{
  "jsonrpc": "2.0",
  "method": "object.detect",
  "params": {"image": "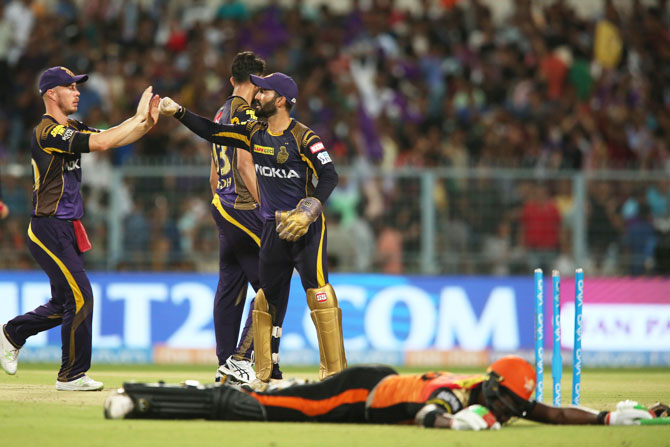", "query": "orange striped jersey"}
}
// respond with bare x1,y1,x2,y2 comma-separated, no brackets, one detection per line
365,372,486,424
